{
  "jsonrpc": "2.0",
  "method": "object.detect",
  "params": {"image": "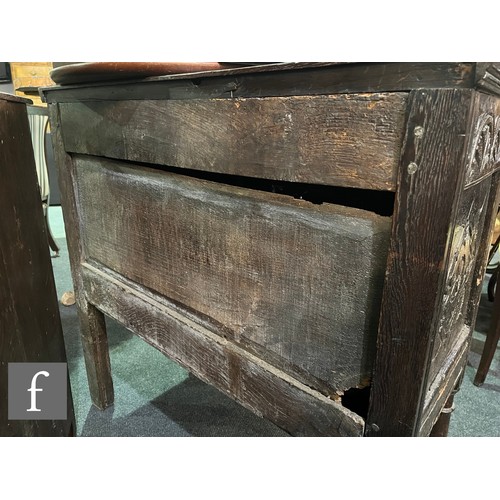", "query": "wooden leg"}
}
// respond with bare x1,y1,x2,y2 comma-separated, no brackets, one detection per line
46,214,60,257
474,285,500,386
429,388,457,437
48,106,113,411
487,266,498,302
43,201,60,257
78,302,114,409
